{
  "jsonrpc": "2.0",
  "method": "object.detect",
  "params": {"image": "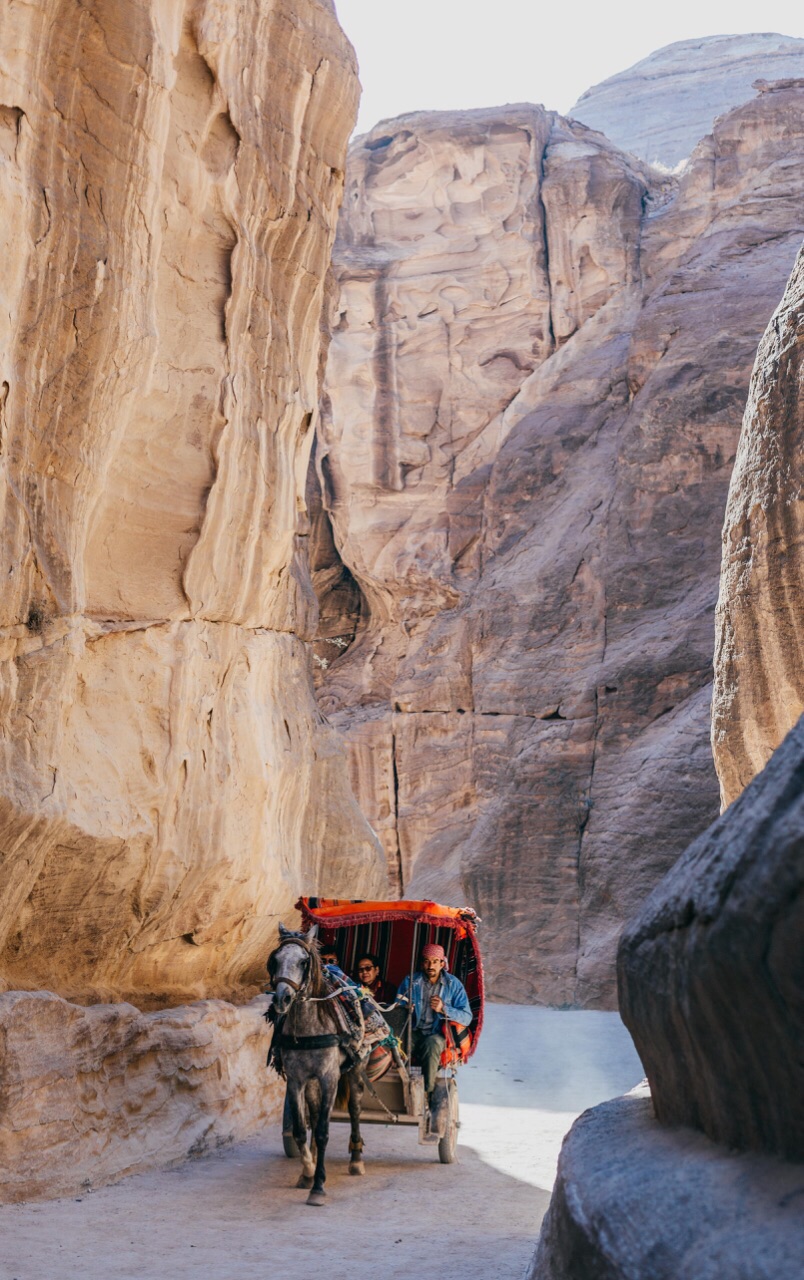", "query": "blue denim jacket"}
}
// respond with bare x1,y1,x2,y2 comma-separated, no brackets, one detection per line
396,971,473,1036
